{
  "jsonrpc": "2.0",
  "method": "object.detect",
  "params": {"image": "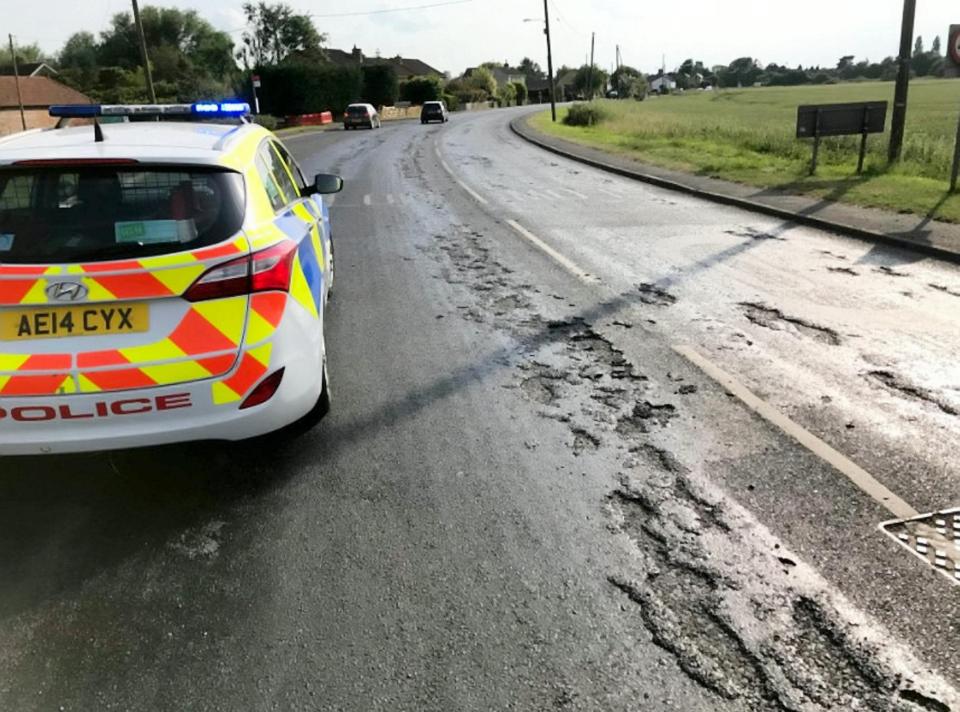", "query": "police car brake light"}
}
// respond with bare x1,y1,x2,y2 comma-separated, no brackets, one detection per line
183,242,297,302
49,102,251,118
